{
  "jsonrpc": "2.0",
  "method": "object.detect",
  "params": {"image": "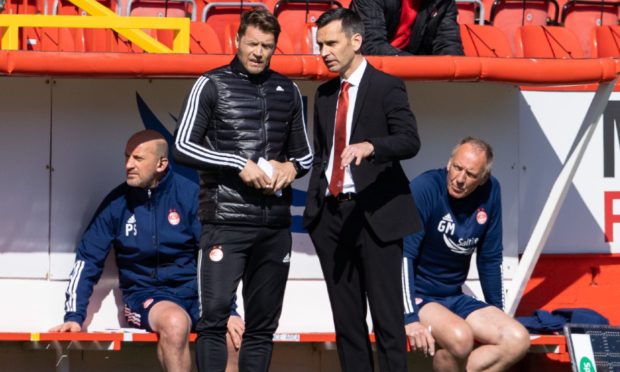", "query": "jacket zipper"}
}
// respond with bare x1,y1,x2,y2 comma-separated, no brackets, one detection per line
148,189,159,282
258,84,268,224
